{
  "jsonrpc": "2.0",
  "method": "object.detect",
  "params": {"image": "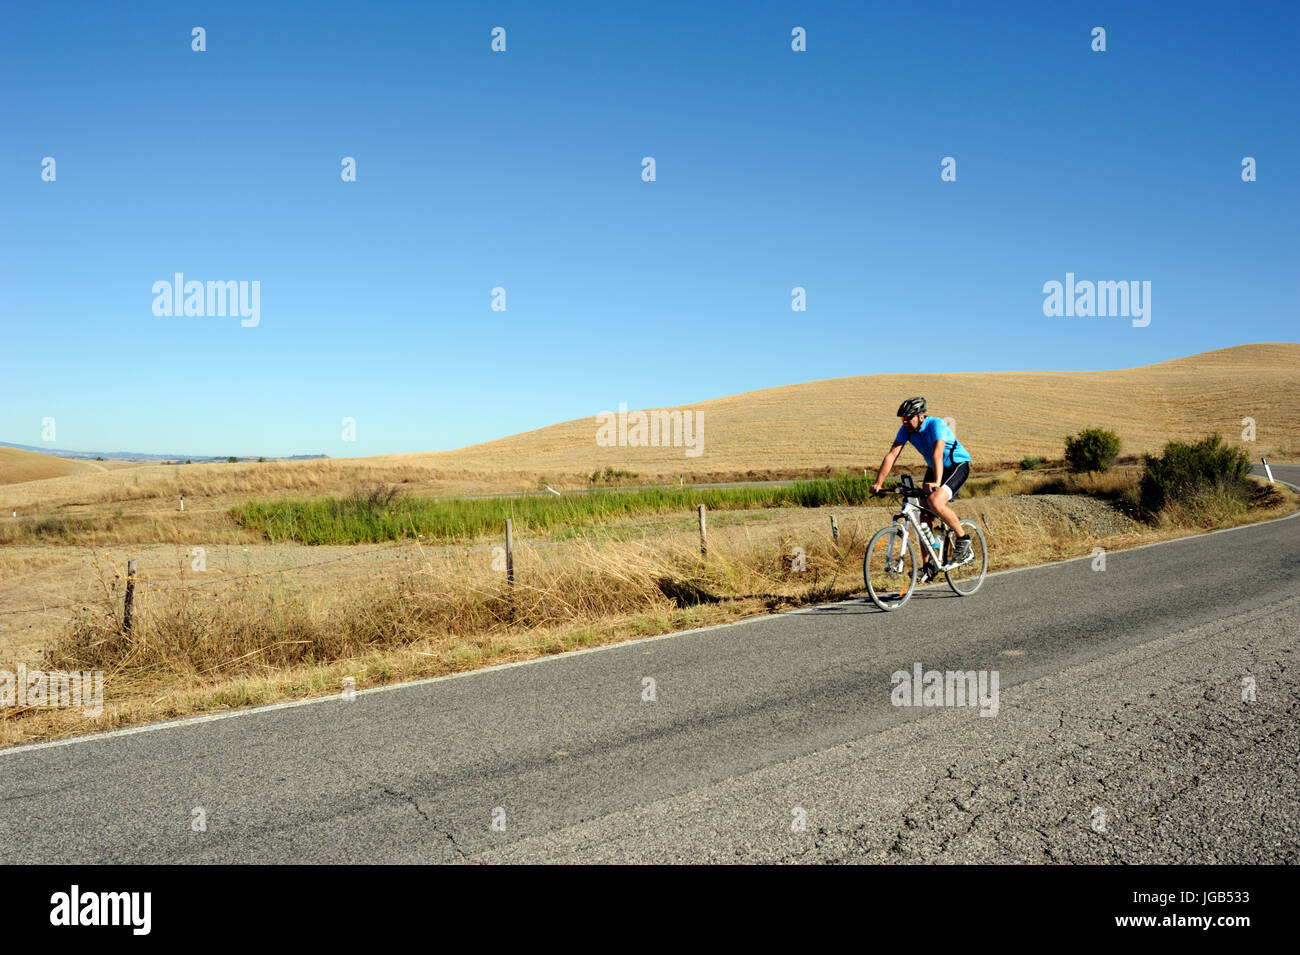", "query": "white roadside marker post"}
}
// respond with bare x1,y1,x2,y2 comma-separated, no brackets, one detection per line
1262,457,1274,484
